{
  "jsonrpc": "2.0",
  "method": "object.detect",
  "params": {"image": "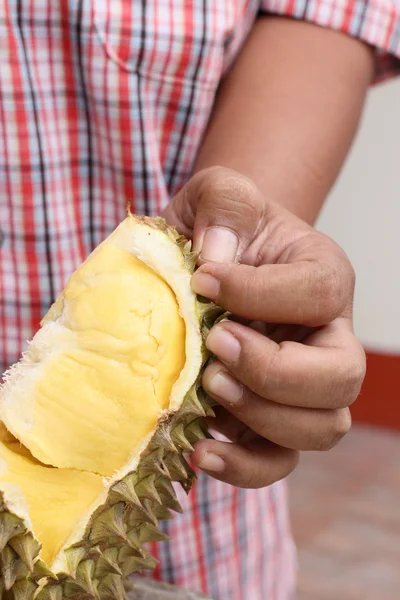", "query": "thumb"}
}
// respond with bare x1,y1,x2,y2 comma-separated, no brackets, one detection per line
162,167,266,264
